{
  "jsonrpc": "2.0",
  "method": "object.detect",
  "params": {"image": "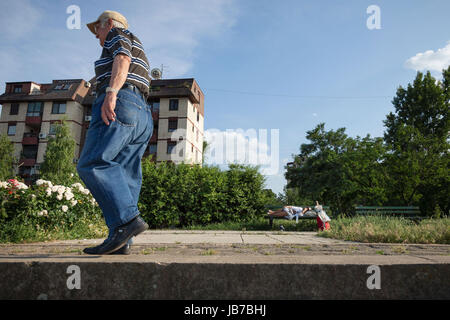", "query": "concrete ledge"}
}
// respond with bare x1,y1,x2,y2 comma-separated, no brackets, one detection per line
1,257,449,299
1,232,449,299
